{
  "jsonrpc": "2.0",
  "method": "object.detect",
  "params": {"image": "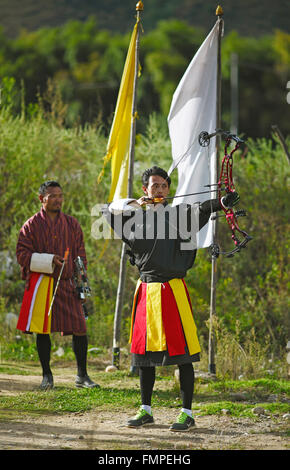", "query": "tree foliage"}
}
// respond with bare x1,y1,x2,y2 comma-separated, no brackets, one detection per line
0,18,289,137
1,0,289,39
0,17,289,362
0,90,288,357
